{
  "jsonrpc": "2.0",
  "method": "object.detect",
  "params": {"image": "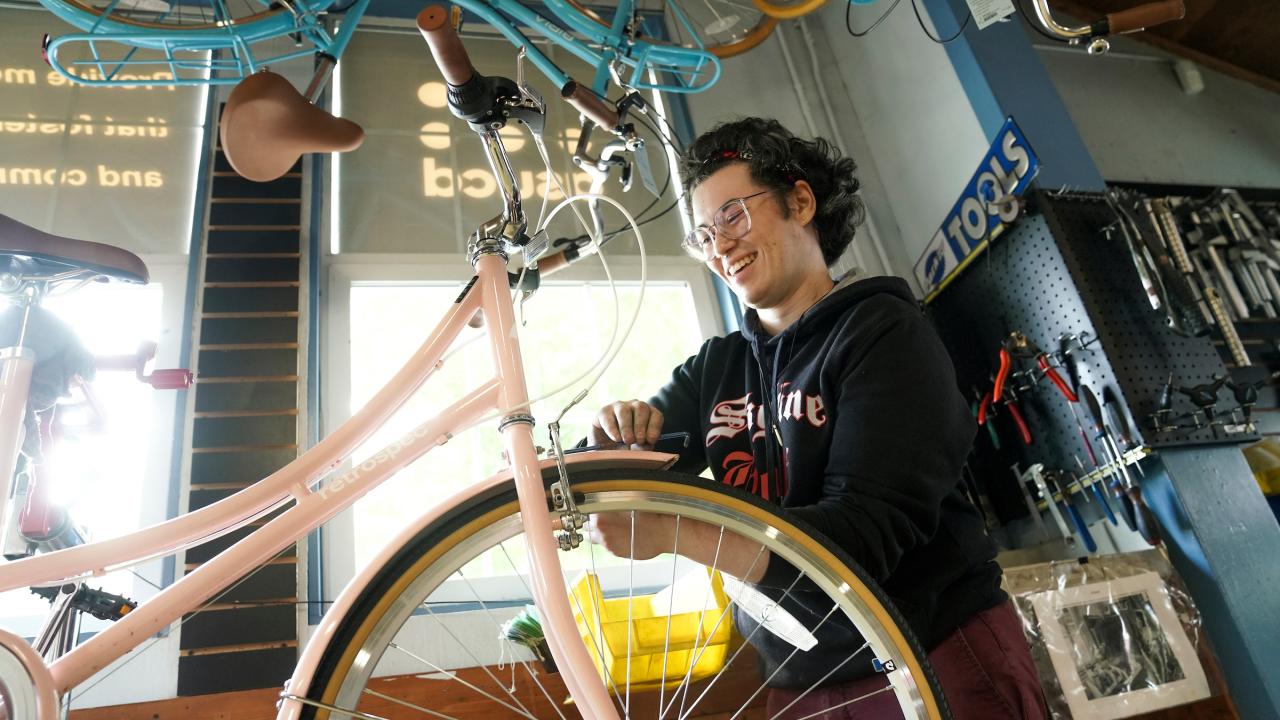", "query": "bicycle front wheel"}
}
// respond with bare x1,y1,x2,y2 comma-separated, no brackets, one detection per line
561,0,778,59
39,0,298,32
300,470,949,719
